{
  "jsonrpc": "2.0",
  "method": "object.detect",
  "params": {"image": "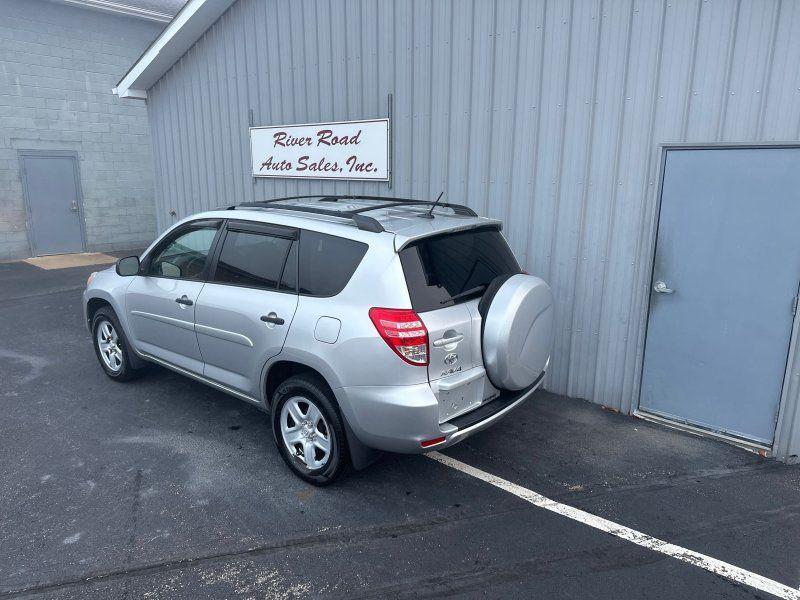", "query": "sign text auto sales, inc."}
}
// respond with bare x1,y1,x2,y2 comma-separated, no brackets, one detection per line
249,119,389,181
